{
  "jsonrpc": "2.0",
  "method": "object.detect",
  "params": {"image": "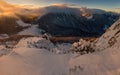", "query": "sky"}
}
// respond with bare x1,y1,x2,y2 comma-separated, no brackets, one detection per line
6,0,120,9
